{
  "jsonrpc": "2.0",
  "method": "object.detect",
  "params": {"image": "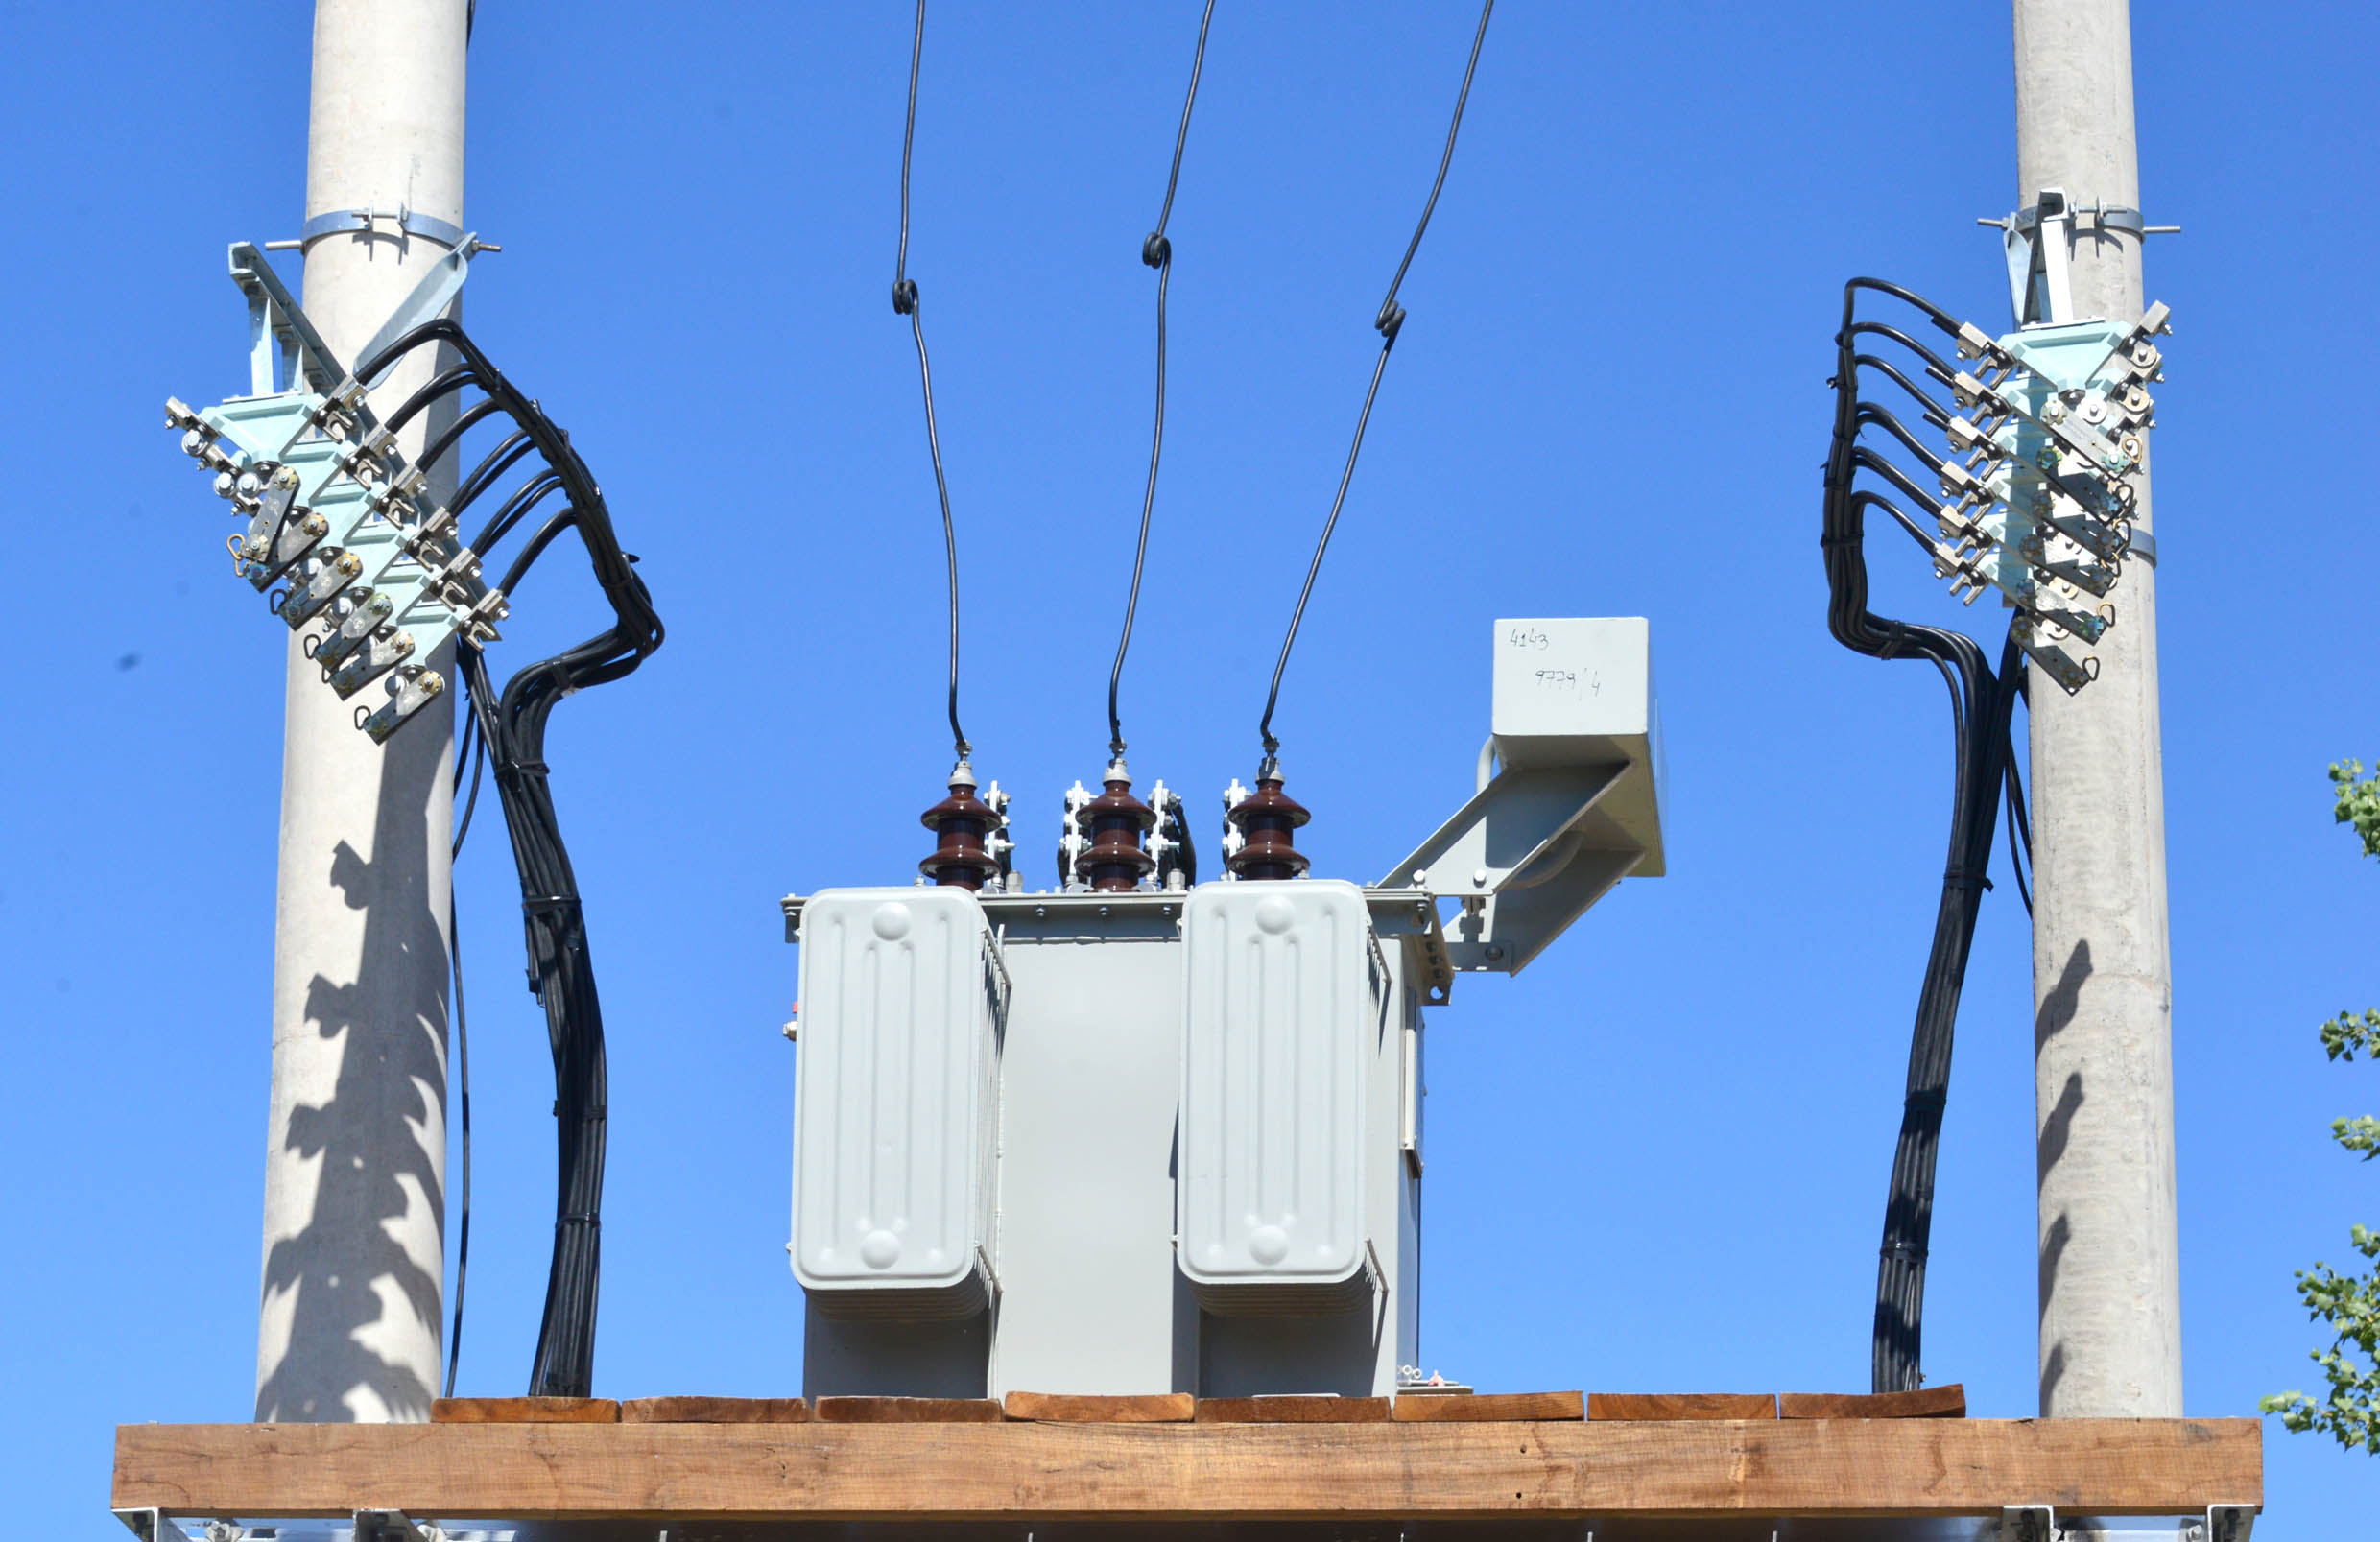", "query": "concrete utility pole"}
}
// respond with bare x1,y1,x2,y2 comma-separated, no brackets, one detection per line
254,0,466,1422
2012,0,2183,1418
